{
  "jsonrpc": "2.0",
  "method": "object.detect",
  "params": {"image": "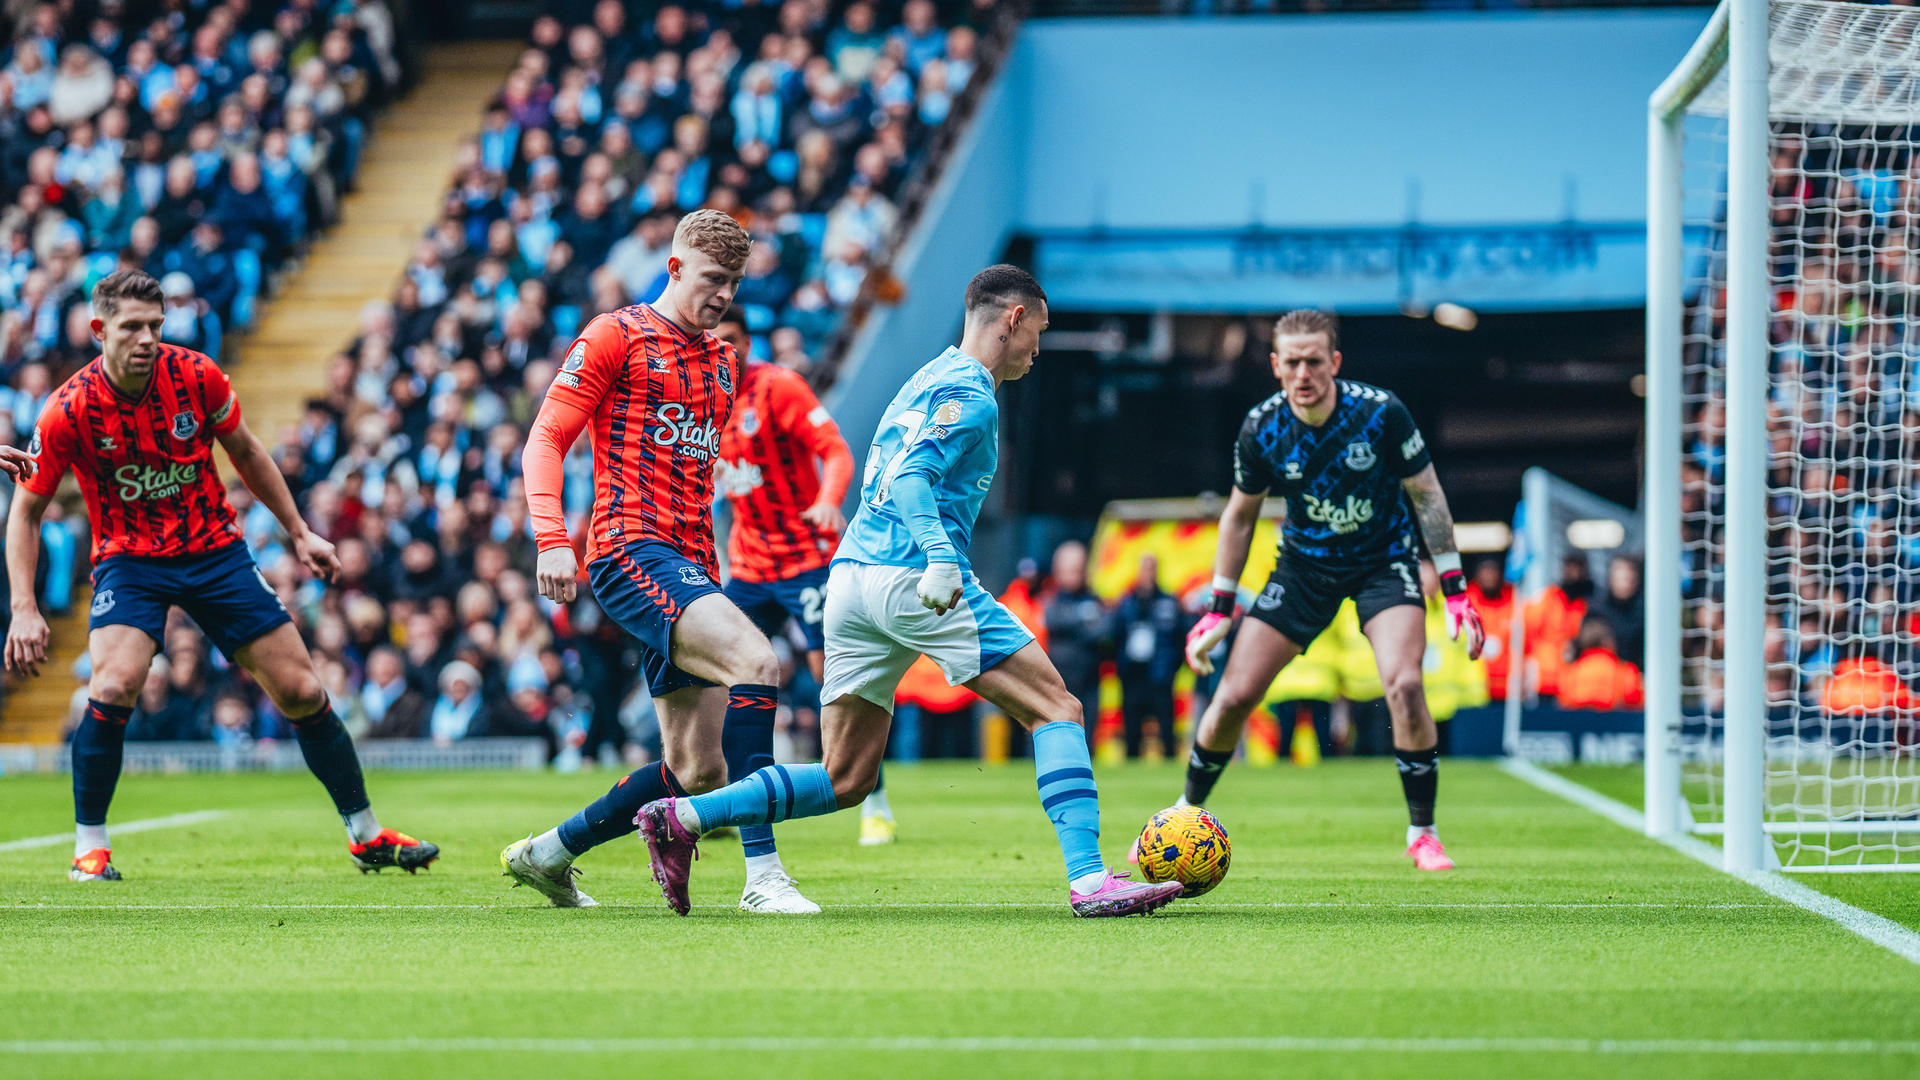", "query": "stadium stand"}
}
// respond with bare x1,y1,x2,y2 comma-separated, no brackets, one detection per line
0,0,425,741
0,1,1675,763
1682,124,1920,736
8,0,1024,764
